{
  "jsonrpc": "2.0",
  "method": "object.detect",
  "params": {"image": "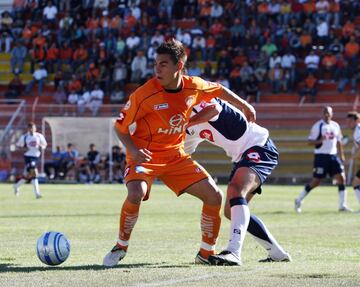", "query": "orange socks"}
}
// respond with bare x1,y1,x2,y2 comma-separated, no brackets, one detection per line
199,204,221,259
117,199,140,251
